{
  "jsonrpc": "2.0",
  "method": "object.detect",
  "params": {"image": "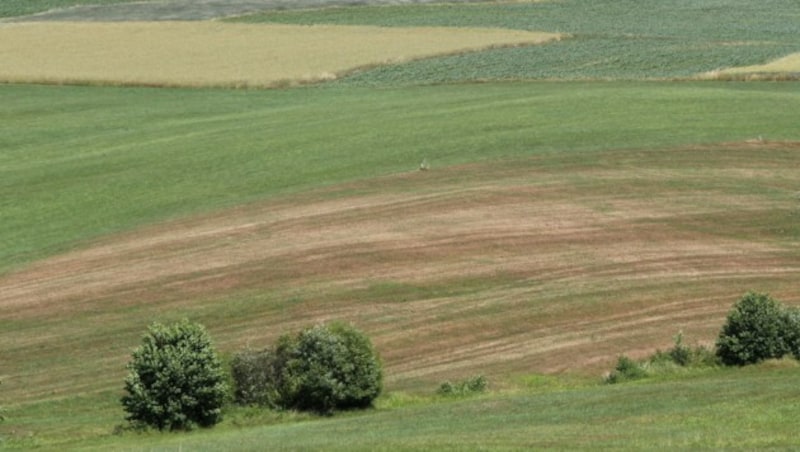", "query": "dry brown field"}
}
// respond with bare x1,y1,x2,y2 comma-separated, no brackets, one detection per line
0,21,560,87
3,141,799,405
